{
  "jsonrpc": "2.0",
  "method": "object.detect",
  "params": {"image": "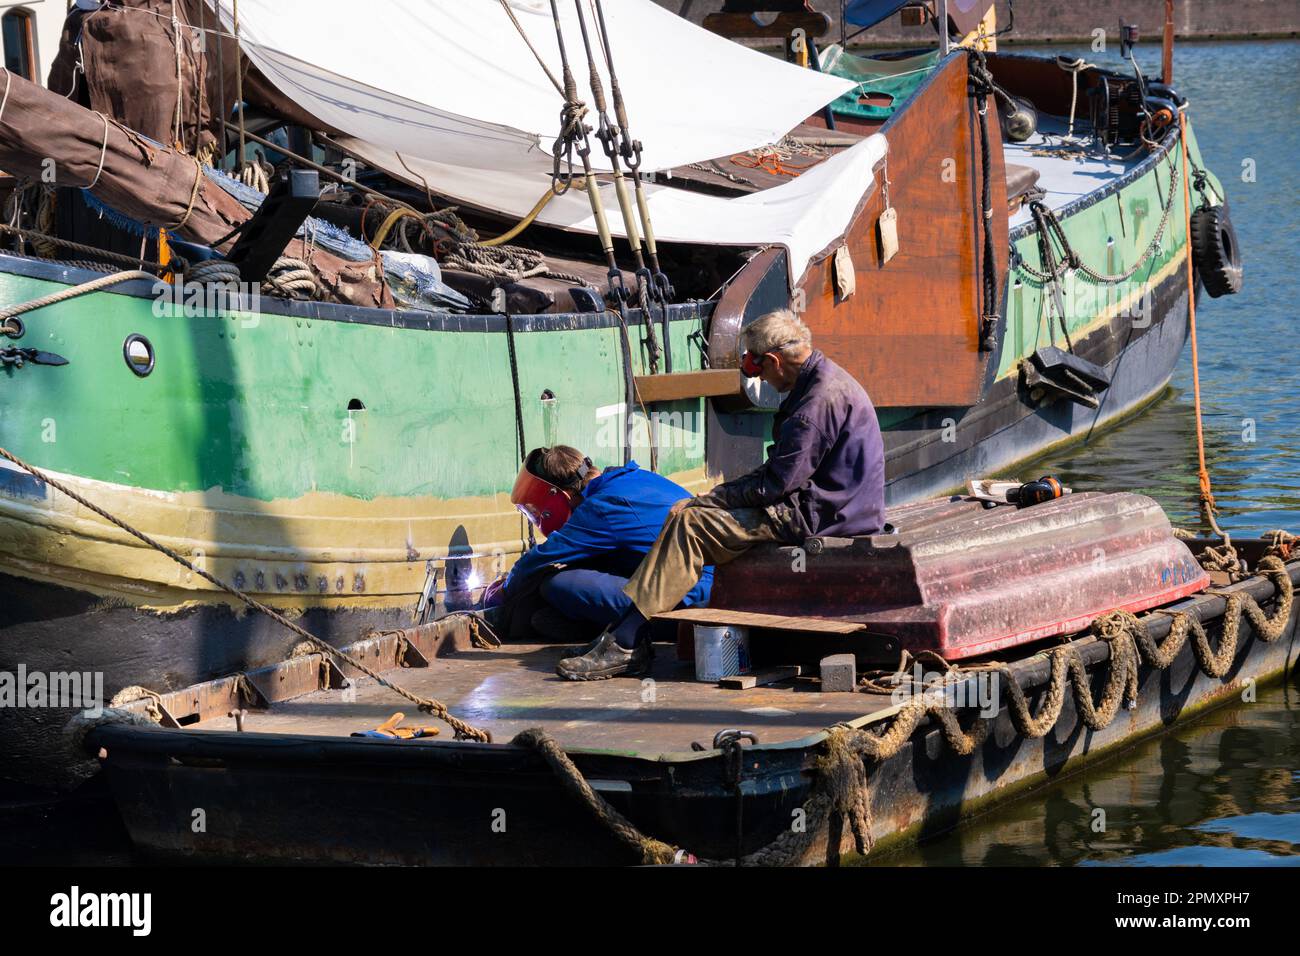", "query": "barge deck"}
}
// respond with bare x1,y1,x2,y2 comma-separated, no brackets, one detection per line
85,538,1299,866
